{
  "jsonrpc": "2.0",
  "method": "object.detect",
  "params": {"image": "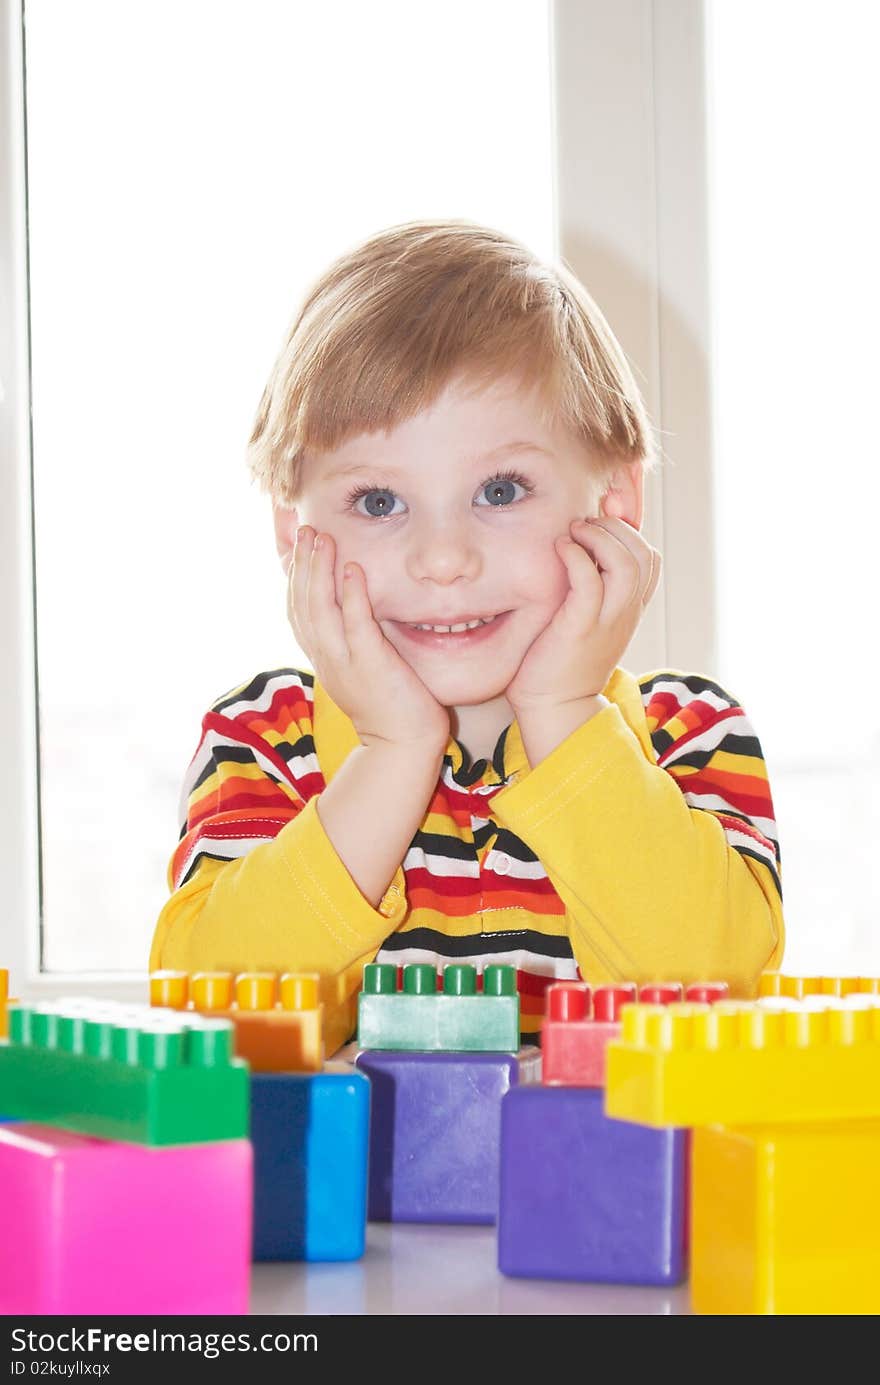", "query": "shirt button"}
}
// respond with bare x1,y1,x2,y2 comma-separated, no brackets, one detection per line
493,852,511,875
